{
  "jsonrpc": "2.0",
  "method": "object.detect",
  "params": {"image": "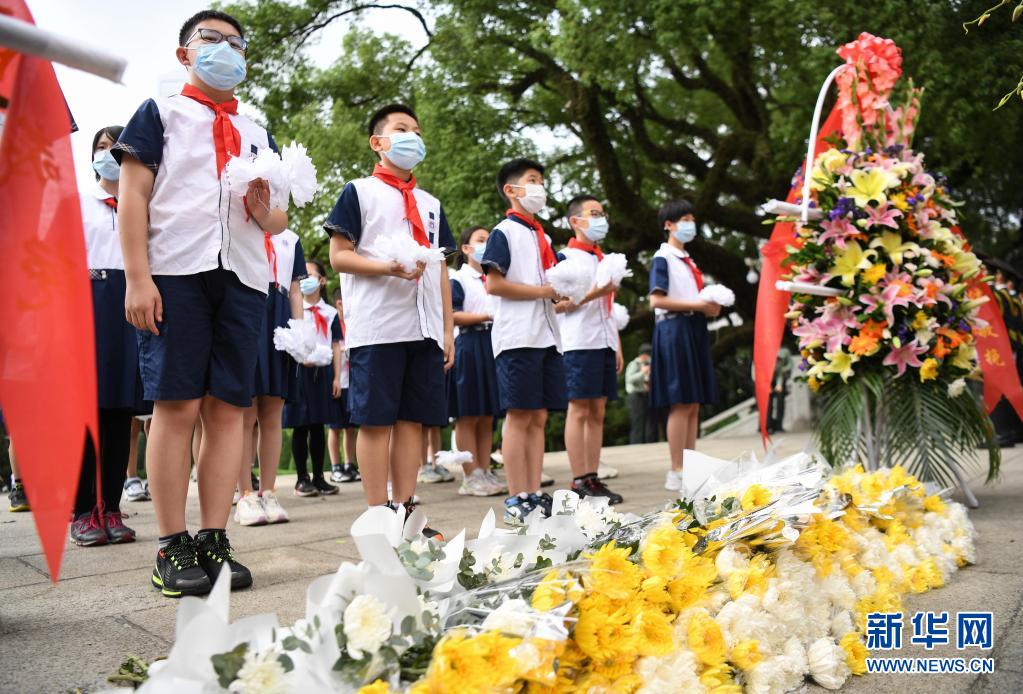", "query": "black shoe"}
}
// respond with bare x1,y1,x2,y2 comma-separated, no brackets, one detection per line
195,530,252,590
151,534,211,598
330,465,347,483
70,509,108,546
571,475,624,505
530,492,554,517
312,476,339,495
8,482,29,512
294,478,319,497
403,500,444,541
342,463,361,482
